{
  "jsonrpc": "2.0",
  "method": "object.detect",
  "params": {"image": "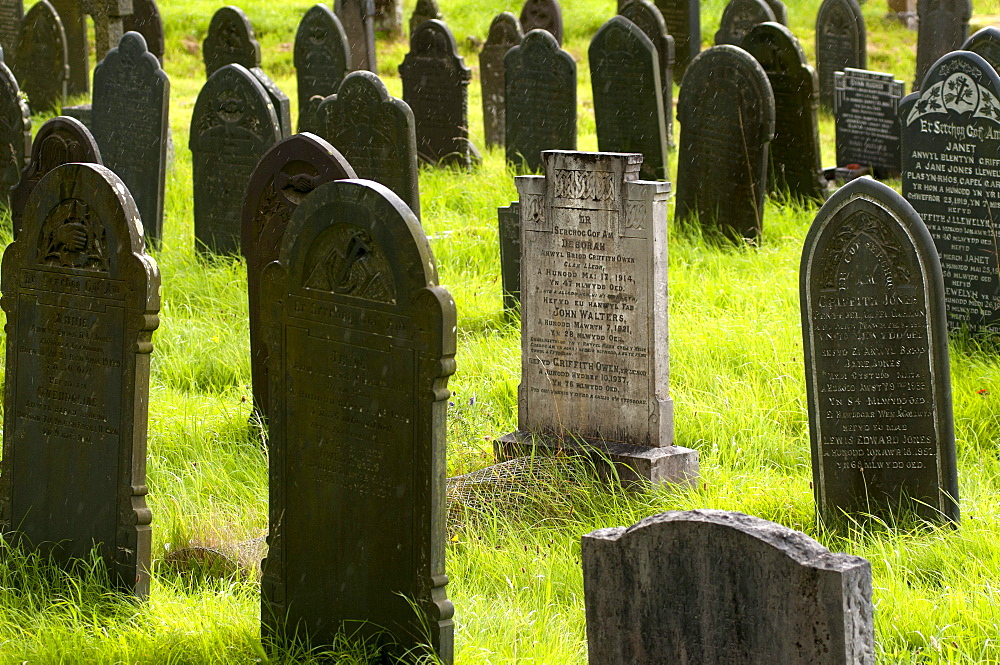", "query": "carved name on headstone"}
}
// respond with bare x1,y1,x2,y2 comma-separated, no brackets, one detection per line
294,5,350,135
815,0,865,110
480,12,522,150
834,68,904,177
